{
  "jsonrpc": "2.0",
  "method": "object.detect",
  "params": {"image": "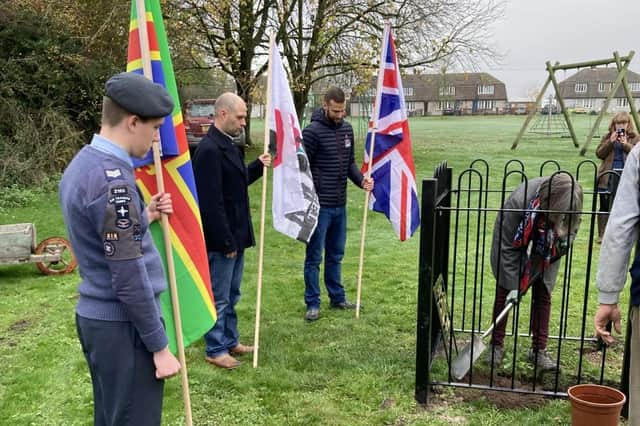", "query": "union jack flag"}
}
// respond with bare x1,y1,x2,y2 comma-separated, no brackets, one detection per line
362,23,420,241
